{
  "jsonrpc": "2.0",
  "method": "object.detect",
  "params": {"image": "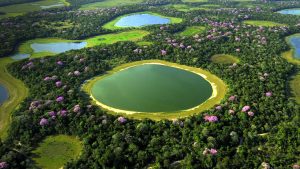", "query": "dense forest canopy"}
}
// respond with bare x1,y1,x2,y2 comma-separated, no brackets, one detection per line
0,0,299,168
0,0,40,7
